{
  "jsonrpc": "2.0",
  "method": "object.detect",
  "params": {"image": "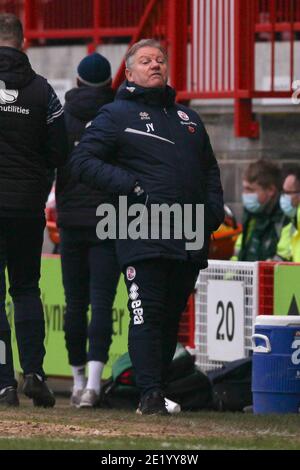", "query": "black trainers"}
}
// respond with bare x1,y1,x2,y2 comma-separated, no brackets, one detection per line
23,374,55,408
136,391,169,416
0,386,19,407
